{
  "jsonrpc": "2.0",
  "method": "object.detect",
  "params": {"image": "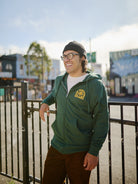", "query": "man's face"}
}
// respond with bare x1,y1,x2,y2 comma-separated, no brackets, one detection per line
63,50,83,77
